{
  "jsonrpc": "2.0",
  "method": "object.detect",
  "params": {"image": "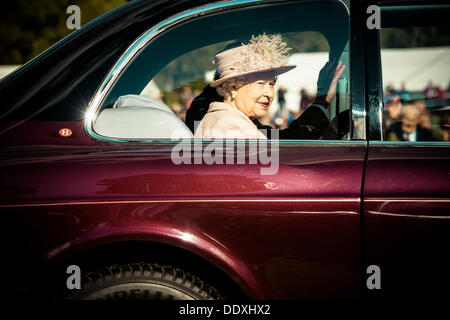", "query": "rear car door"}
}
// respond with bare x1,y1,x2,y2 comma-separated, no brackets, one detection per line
363,2,450,298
